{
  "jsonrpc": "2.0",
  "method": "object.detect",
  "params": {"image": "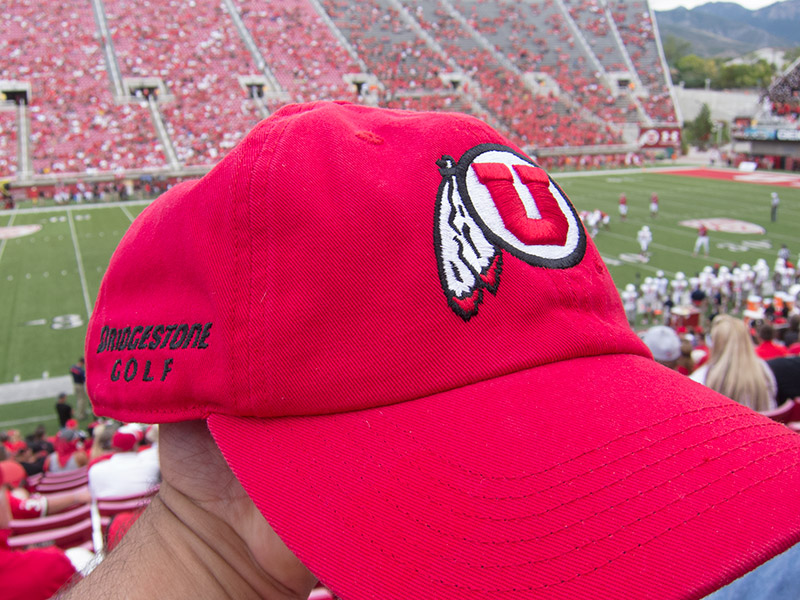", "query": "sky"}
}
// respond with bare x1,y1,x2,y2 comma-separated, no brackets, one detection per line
650,0,778,9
